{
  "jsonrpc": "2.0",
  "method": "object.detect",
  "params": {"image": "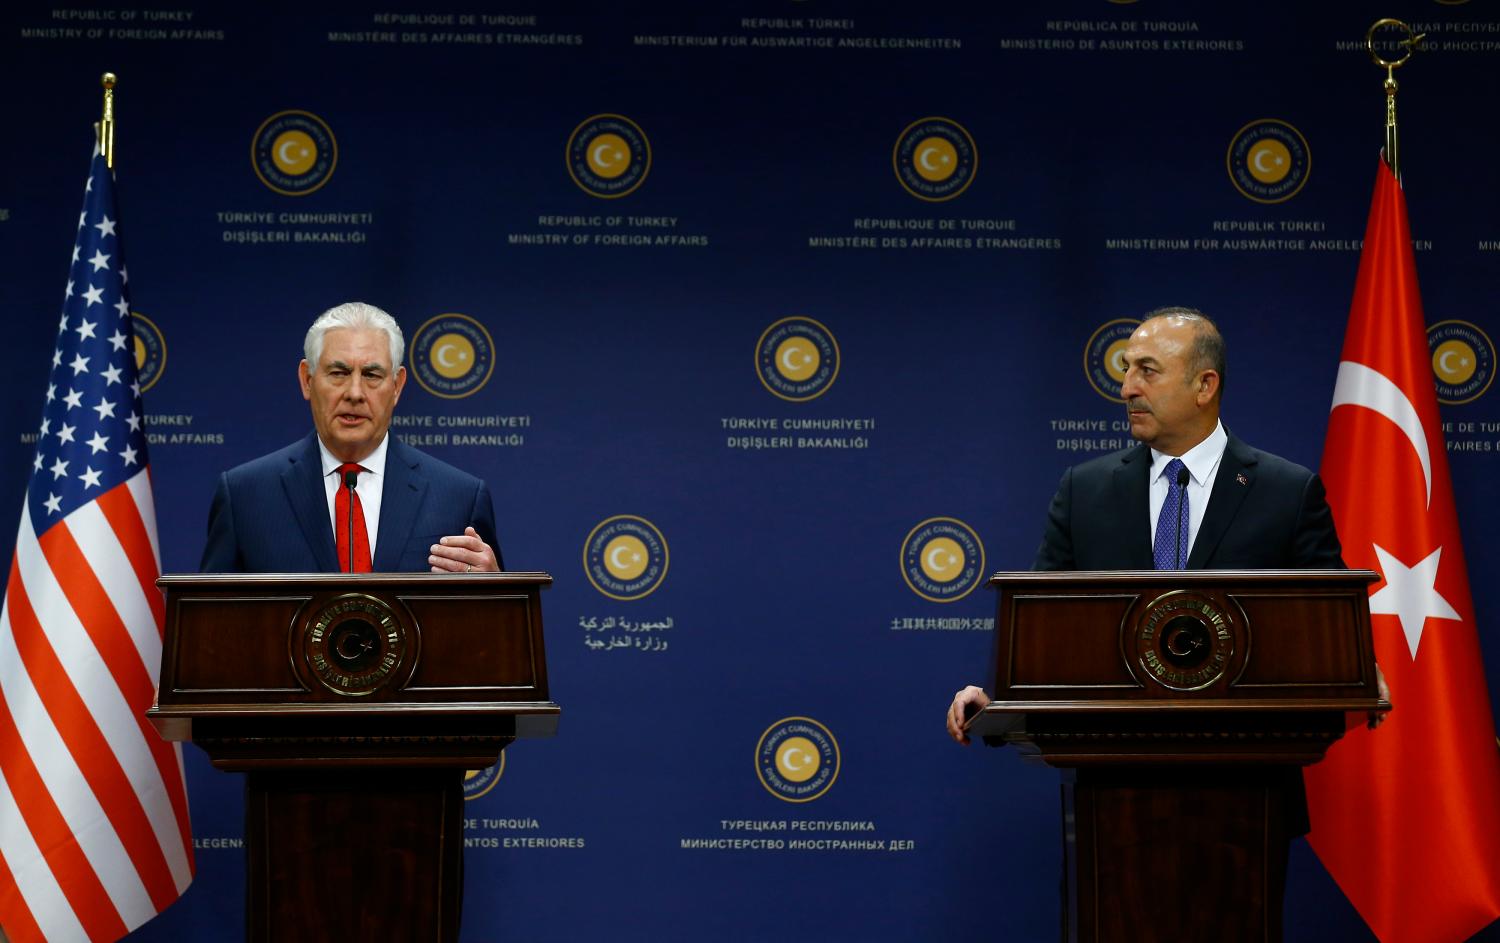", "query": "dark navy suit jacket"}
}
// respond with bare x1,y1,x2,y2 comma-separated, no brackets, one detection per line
200,432,501,573
1033,433,1344,571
